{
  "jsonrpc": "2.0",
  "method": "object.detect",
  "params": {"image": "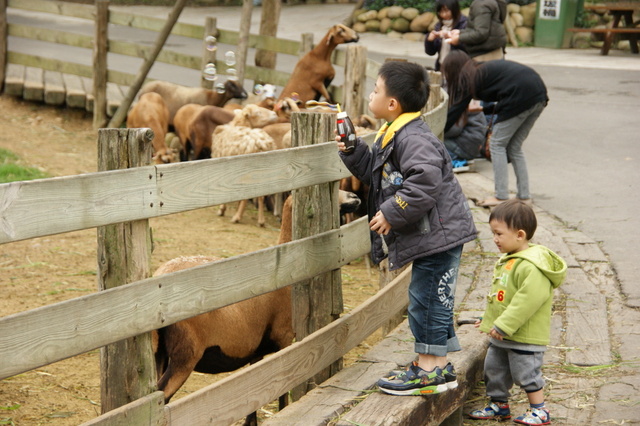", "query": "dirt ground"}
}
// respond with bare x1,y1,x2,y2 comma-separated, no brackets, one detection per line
0,94,380,425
